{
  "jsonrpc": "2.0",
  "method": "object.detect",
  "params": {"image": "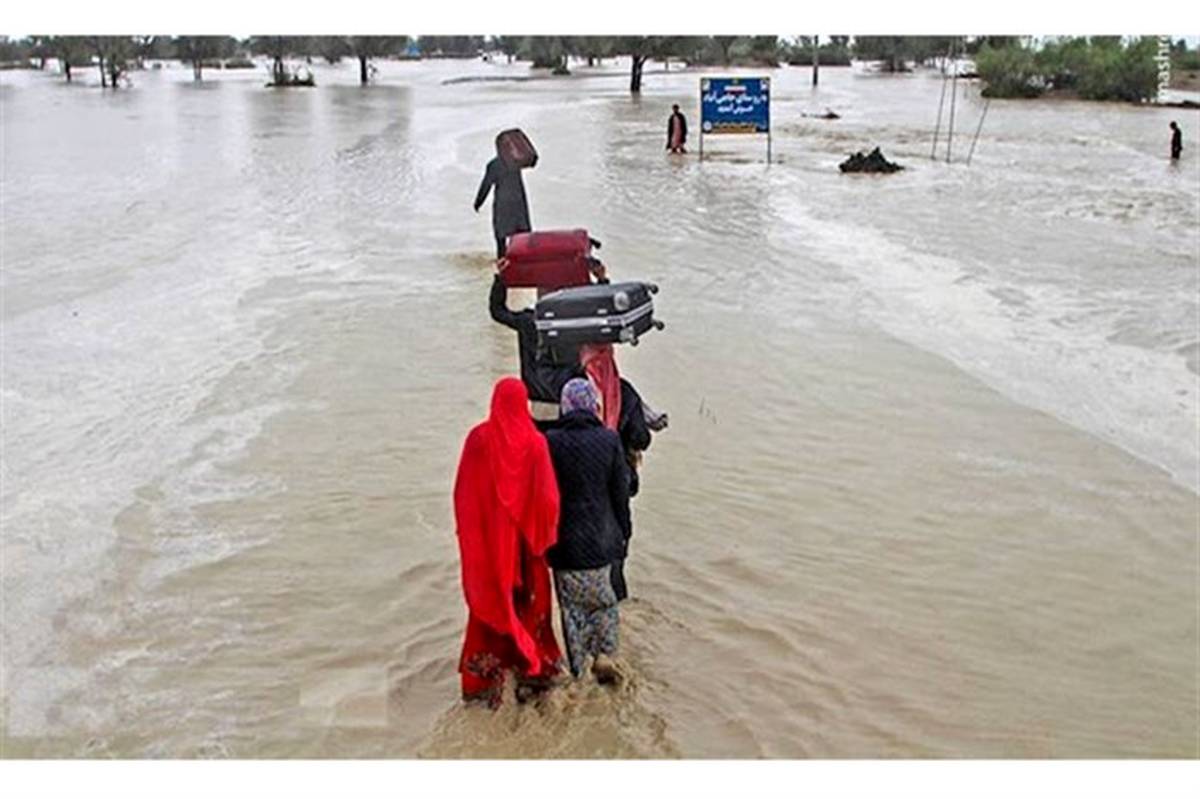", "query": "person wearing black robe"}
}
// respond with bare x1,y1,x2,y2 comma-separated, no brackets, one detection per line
489,274,582,407
666,105,688,154
1170,121,1183,161
474,157,532,258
